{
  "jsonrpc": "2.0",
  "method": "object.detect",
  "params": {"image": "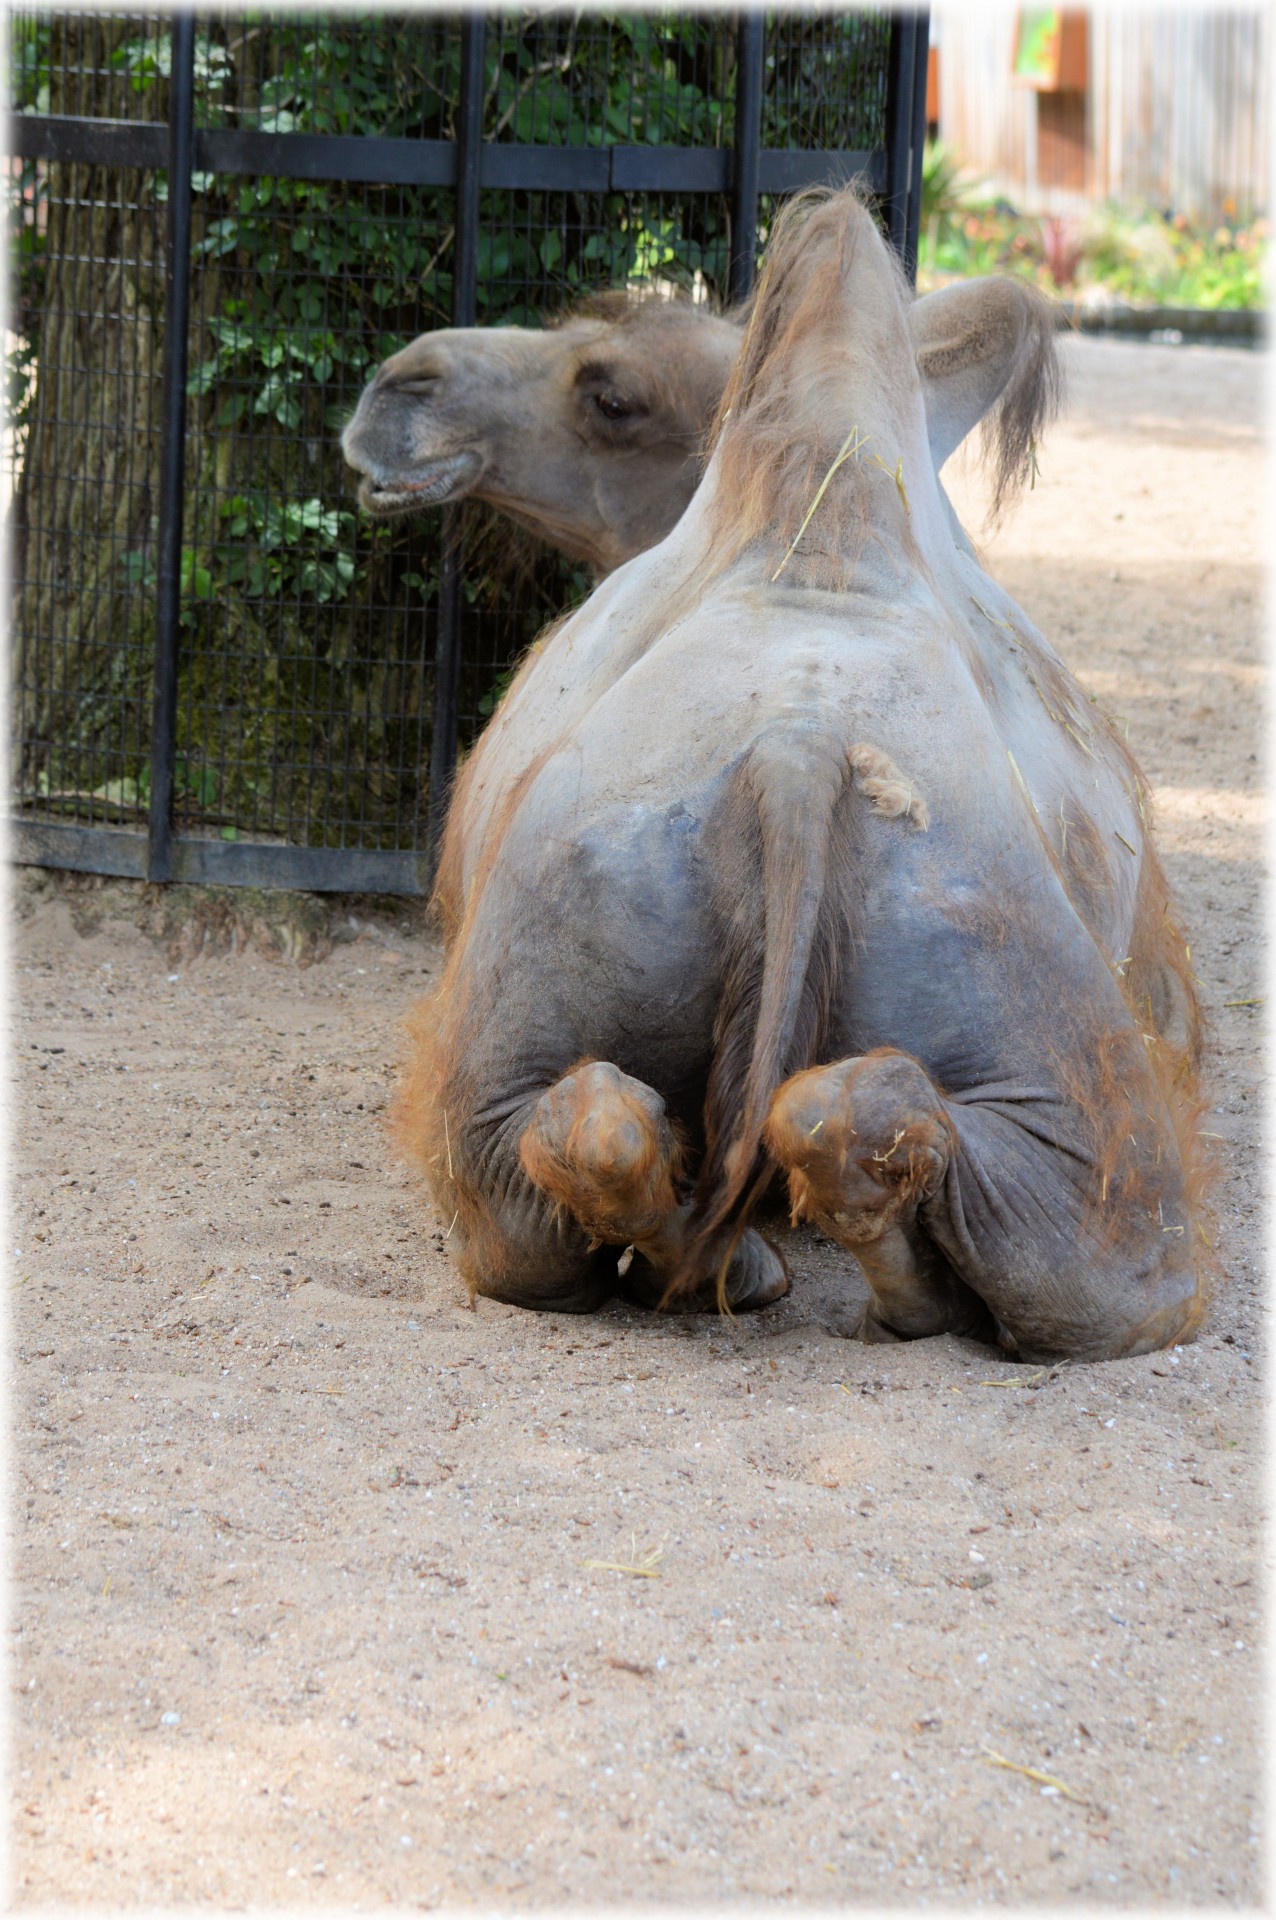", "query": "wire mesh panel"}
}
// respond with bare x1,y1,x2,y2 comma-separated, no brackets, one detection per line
181,175,452,853
10,15,171,865
11,160,169,834
180,15,466,861
8,7,923,893
762,11,892,151
12,10,172,123
190,11,464,138
483,13,739,150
